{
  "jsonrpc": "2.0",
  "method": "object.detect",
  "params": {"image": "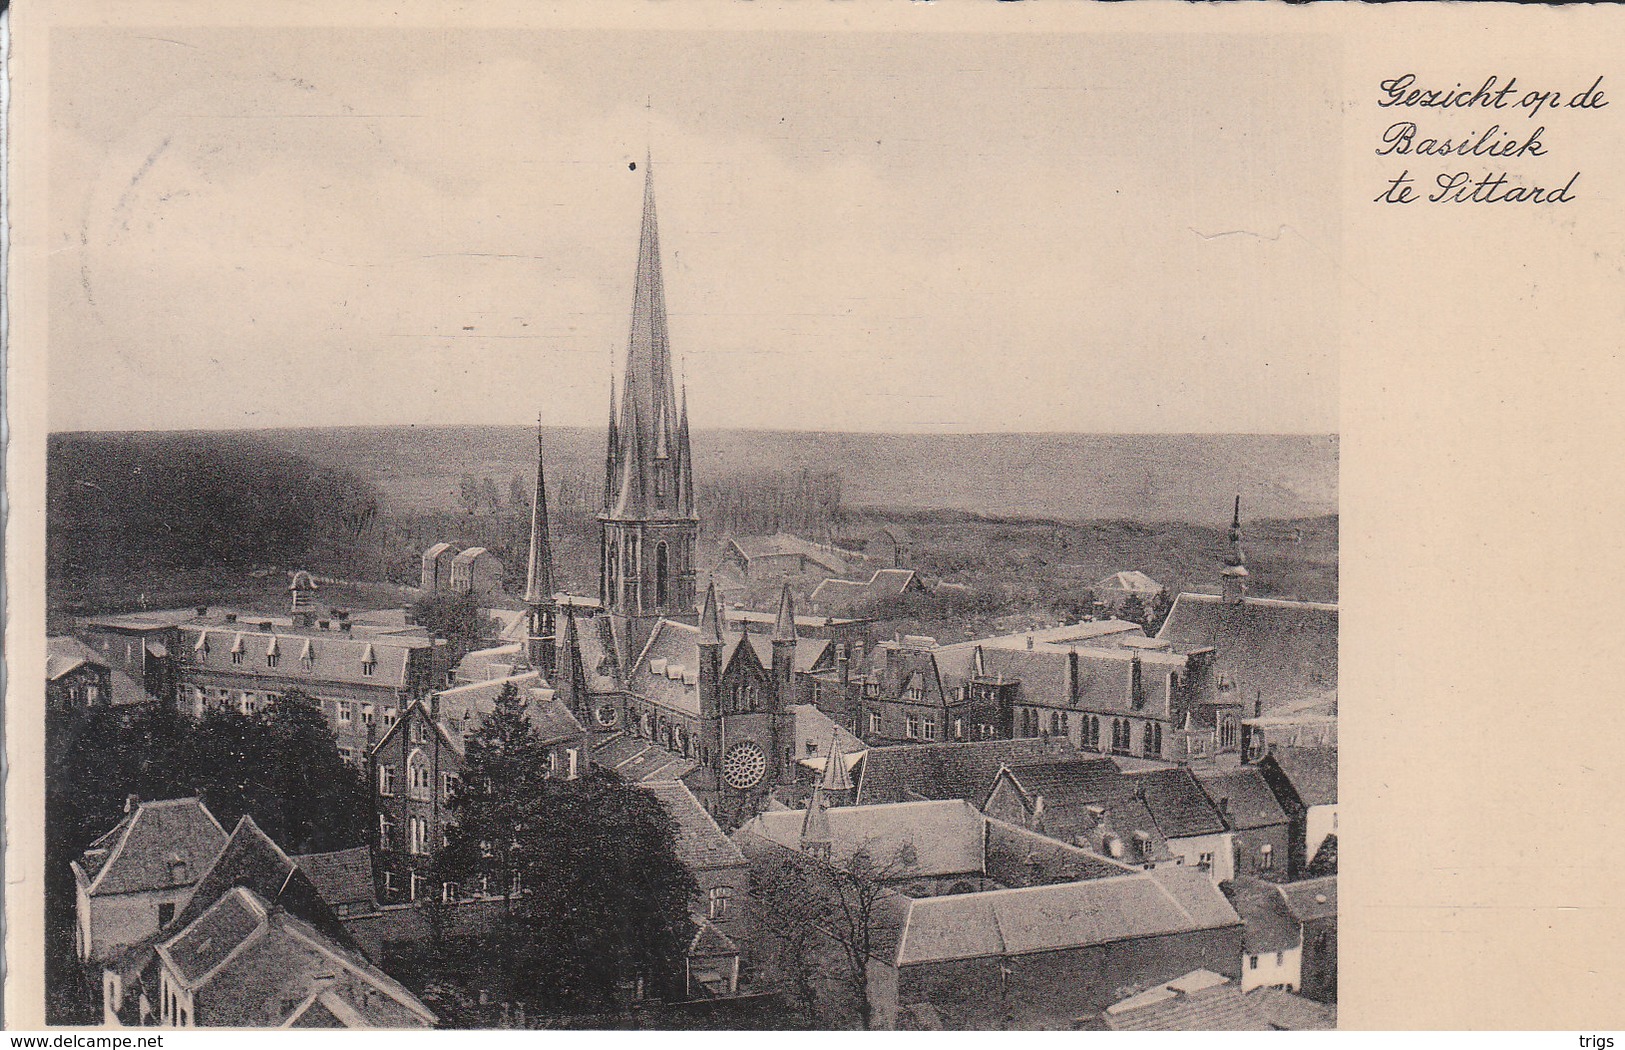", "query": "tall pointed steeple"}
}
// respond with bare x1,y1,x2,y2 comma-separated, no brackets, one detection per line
524,417,555,606
599,156,700,650
819,728,853,798
772,583,797,642
800,782,833,861
699,580,725,646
